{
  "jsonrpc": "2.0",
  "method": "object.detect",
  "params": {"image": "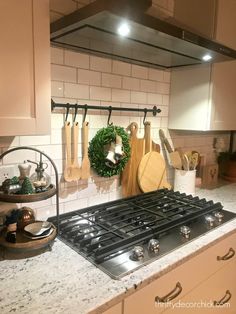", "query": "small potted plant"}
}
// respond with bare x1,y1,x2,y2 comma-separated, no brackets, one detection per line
218,151,236,181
